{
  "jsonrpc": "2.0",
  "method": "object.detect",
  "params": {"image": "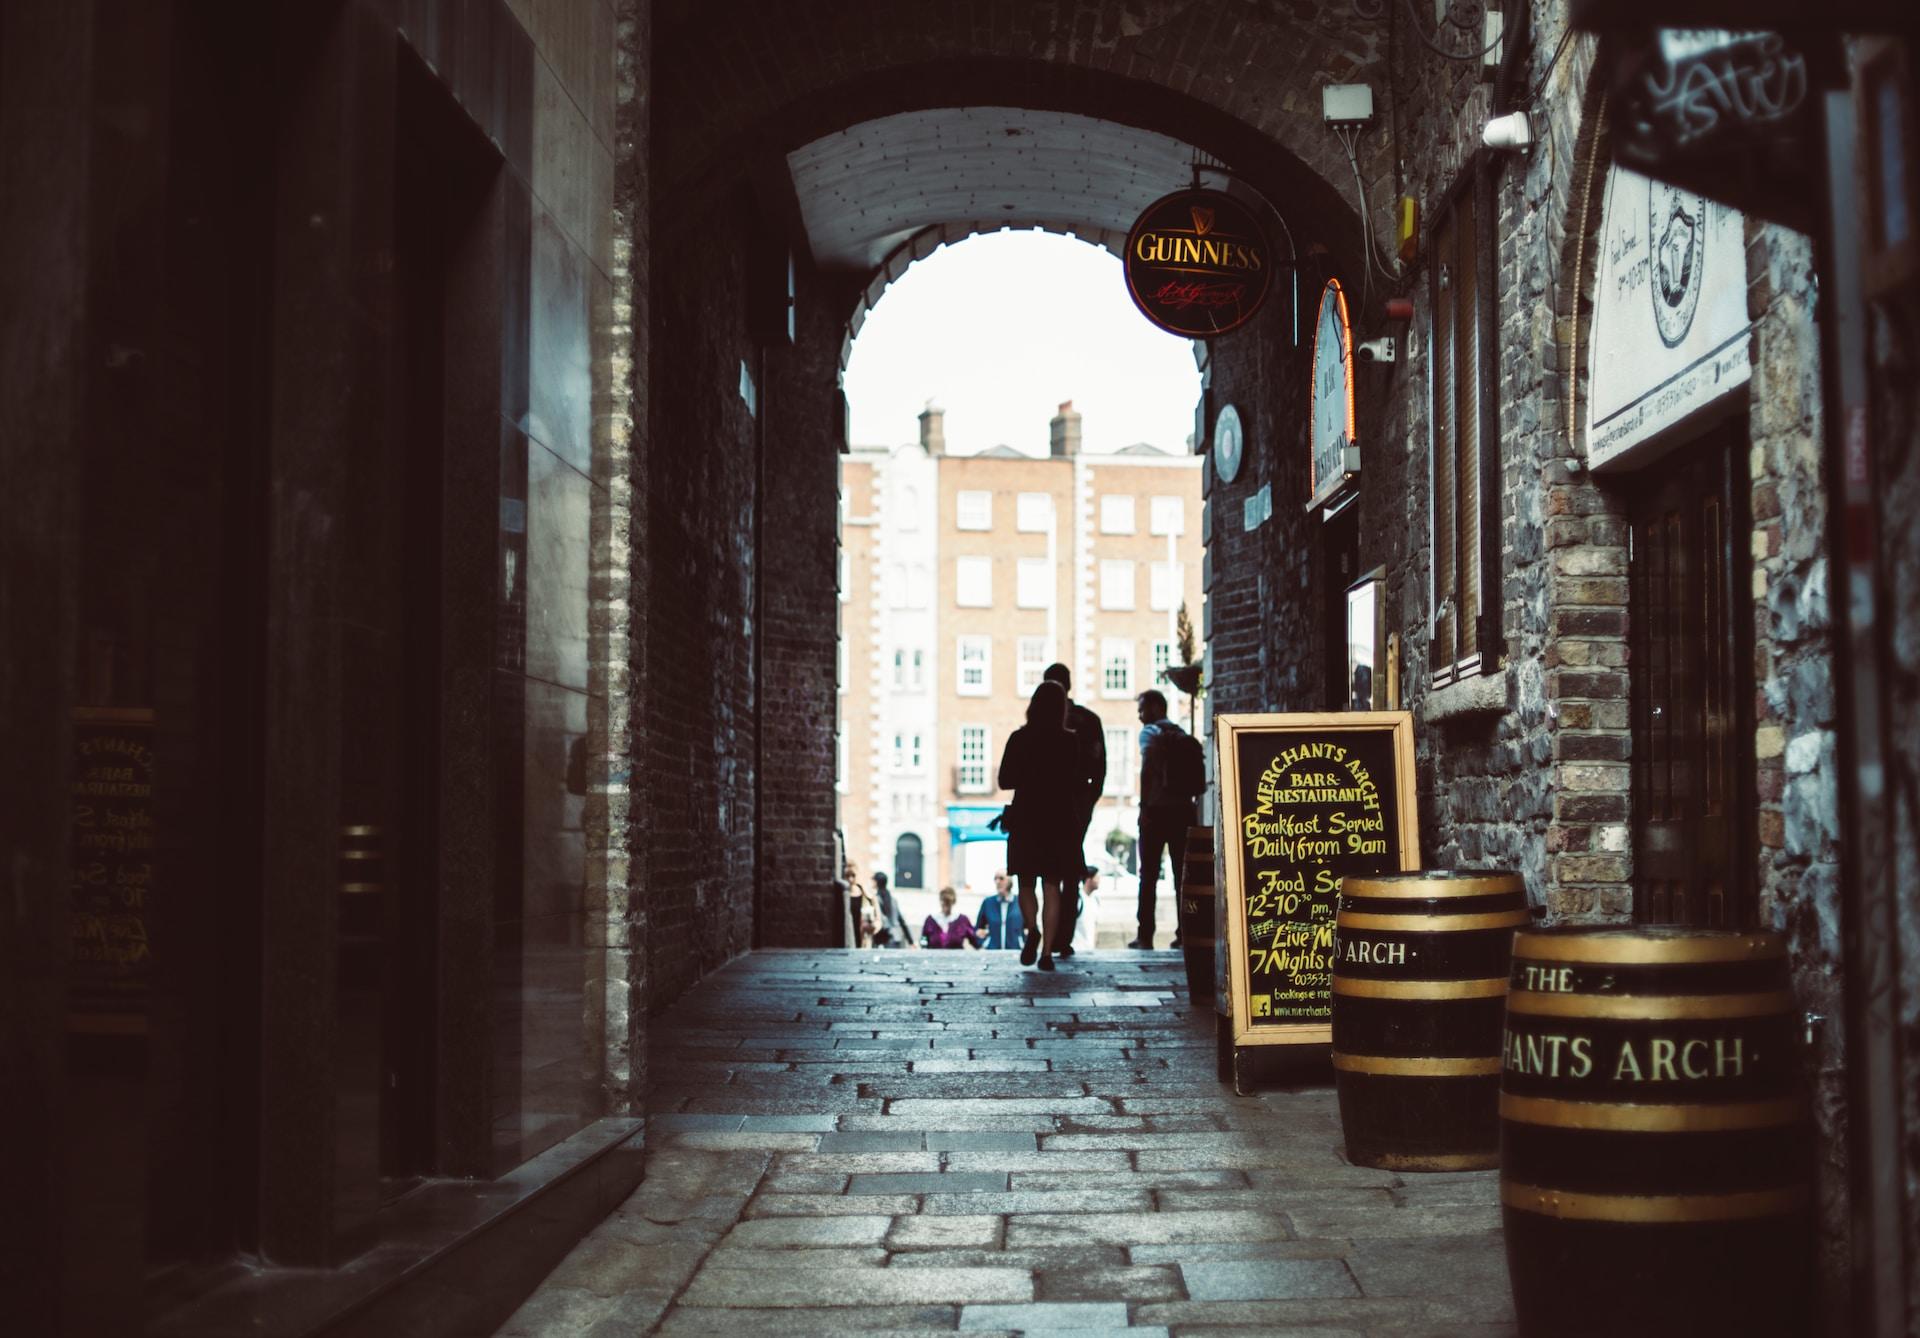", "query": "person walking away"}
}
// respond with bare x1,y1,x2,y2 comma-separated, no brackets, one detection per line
997,680,1084,971
1132,689,1202,949
921,886,979,949
1041,663,1104,958
975,870,1025,950
871,870,914,949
